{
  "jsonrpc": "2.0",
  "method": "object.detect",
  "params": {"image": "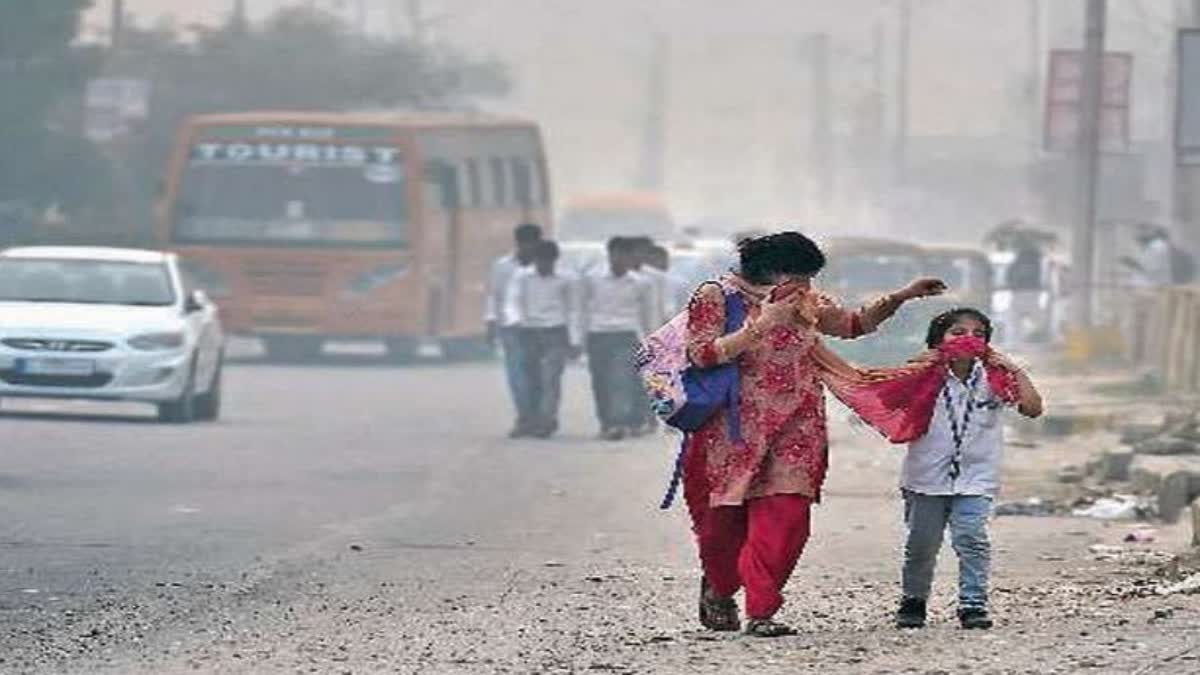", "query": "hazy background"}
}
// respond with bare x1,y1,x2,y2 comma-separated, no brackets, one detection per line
68,1,1183,242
